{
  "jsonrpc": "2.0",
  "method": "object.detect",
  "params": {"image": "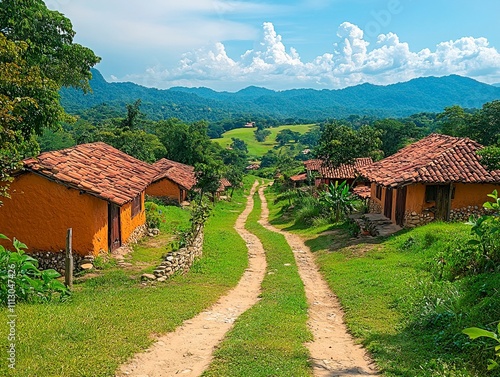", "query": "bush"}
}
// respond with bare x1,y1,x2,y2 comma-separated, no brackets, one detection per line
0,235,70,304
145,201,164,229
